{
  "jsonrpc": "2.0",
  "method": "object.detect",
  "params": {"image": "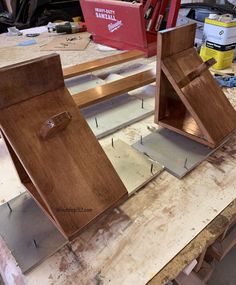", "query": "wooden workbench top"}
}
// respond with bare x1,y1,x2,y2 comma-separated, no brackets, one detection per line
0,28,236,285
